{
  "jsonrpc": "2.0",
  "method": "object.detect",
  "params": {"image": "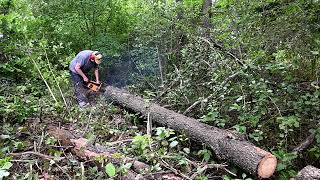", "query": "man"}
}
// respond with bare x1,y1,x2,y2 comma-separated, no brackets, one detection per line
69,50,103,107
